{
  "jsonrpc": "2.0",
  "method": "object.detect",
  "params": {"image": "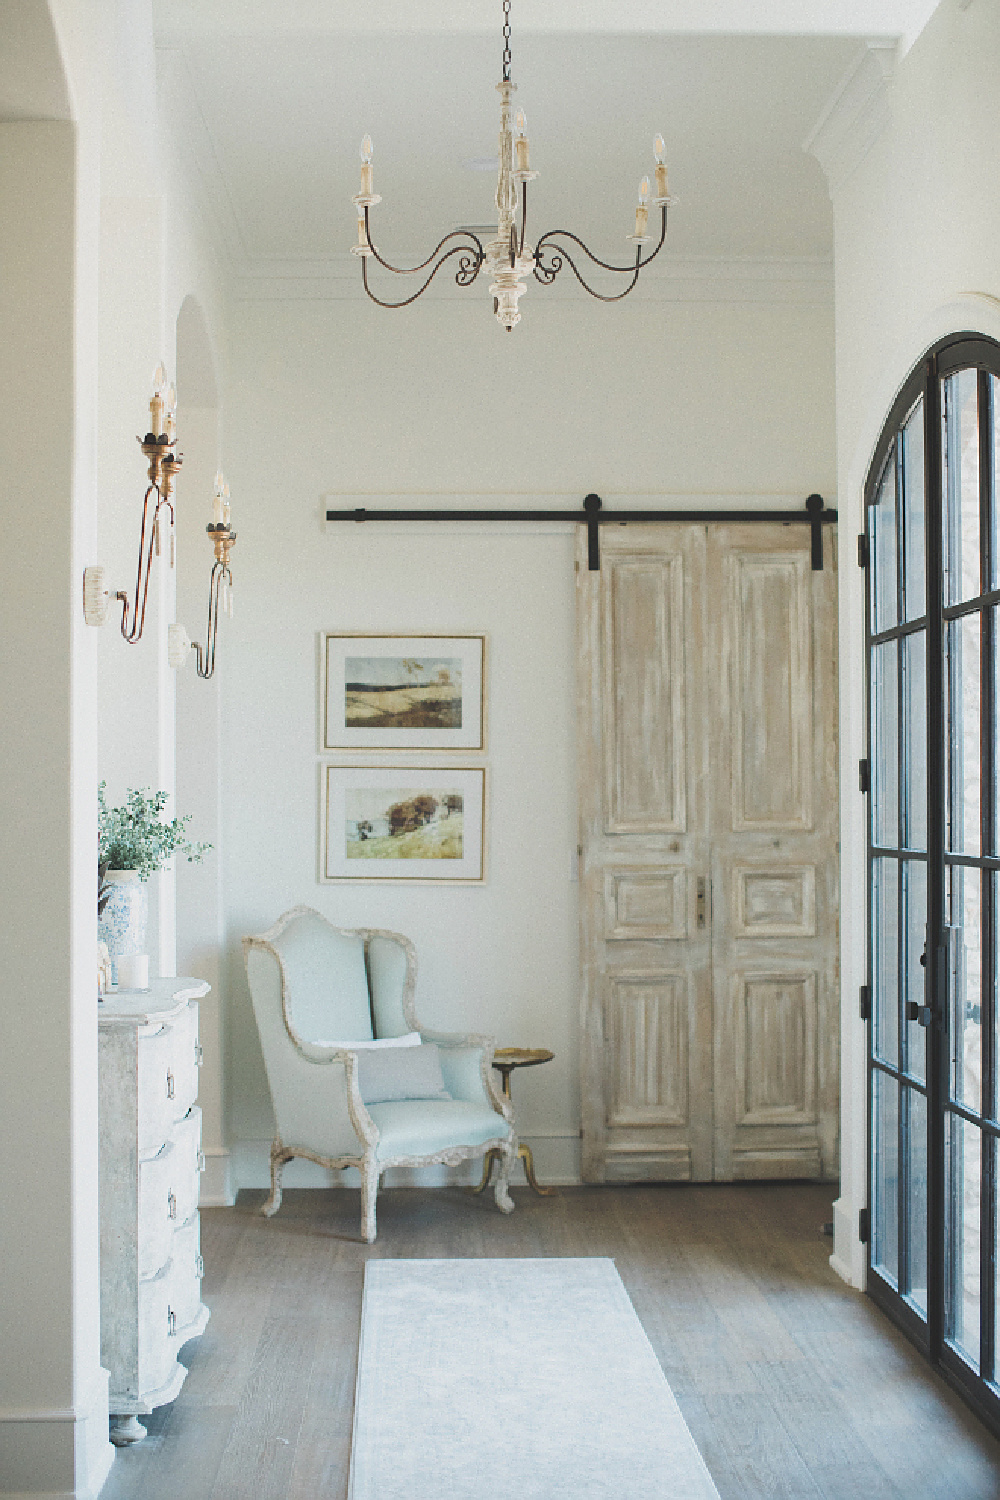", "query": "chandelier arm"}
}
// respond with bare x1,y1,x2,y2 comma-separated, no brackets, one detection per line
362,243,486,309
634,204,669,268
364,207,484,277
535,221,663,278
533,238,642,303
